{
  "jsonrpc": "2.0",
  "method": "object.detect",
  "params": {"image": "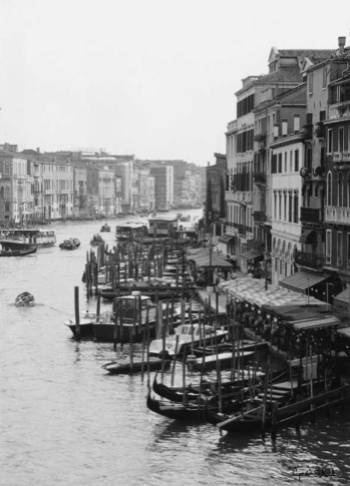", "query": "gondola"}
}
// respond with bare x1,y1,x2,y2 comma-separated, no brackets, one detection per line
102,356,170,375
